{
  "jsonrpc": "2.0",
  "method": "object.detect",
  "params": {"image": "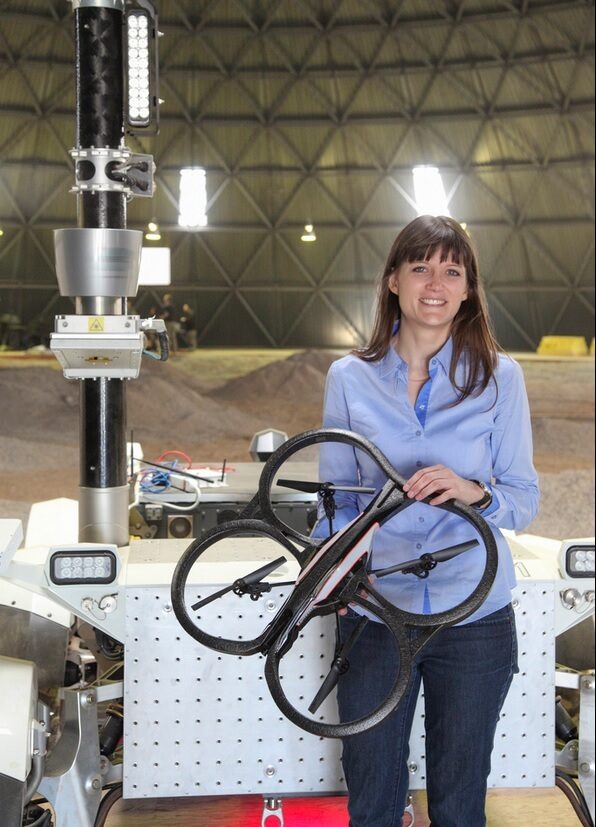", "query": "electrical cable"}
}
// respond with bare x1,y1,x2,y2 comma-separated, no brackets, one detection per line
142,470,201,511
22,804,53,827
157,449,192,468
555,768,594,827
93,784,123,827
